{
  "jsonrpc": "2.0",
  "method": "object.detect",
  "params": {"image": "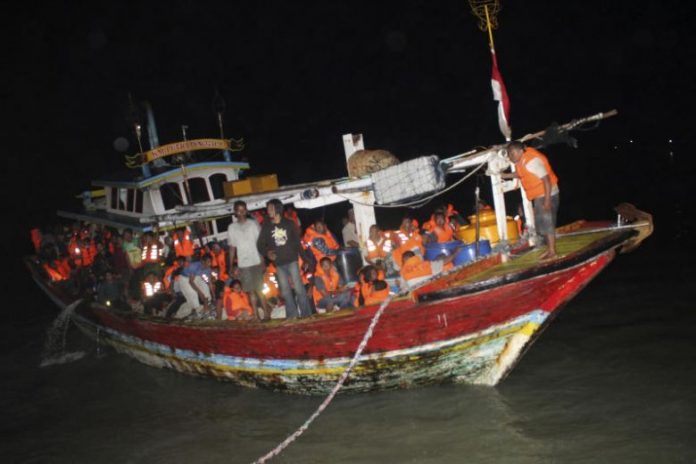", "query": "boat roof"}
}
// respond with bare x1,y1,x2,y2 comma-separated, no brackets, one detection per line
92,161,249,189
57,209,154,232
